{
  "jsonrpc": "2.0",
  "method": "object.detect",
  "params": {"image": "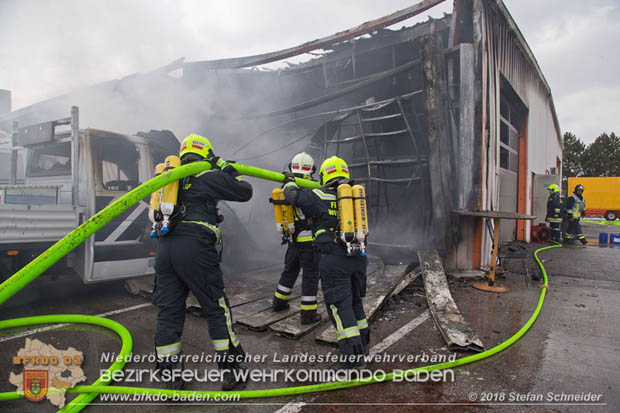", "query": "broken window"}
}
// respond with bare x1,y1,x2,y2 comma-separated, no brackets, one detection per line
92,136,139,192
27,142,71,177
